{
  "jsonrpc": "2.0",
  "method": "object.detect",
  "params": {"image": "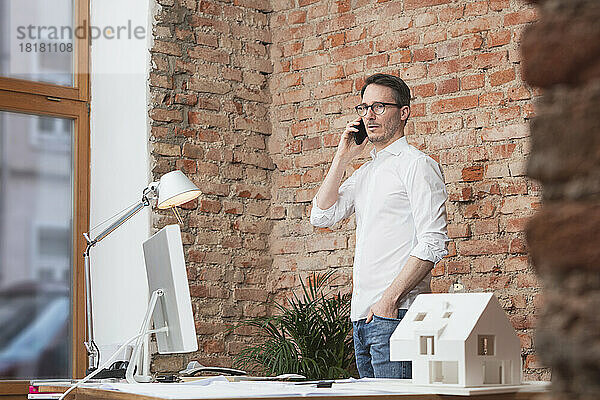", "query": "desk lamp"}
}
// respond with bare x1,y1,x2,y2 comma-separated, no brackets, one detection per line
82,170,201,372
